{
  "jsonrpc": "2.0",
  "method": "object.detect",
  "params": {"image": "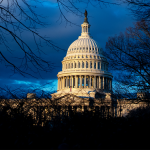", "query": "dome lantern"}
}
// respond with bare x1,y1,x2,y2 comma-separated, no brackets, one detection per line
79,10,91,38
